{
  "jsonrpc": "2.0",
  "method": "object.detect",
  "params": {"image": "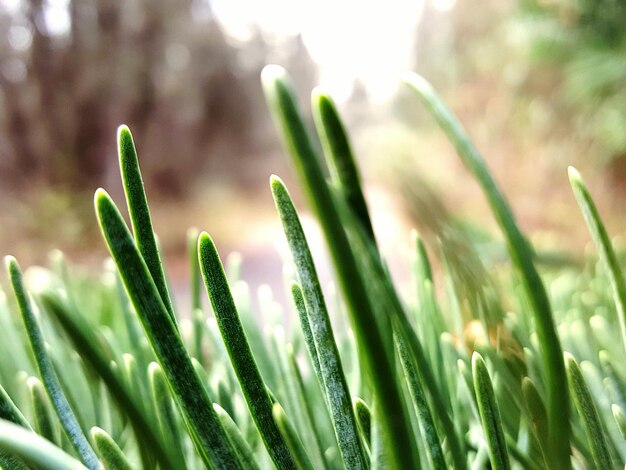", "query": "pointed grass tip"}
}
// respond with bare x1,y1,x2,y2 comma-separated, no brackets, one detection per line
567,166,582,185
402,71,434,93
261,65,288,87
